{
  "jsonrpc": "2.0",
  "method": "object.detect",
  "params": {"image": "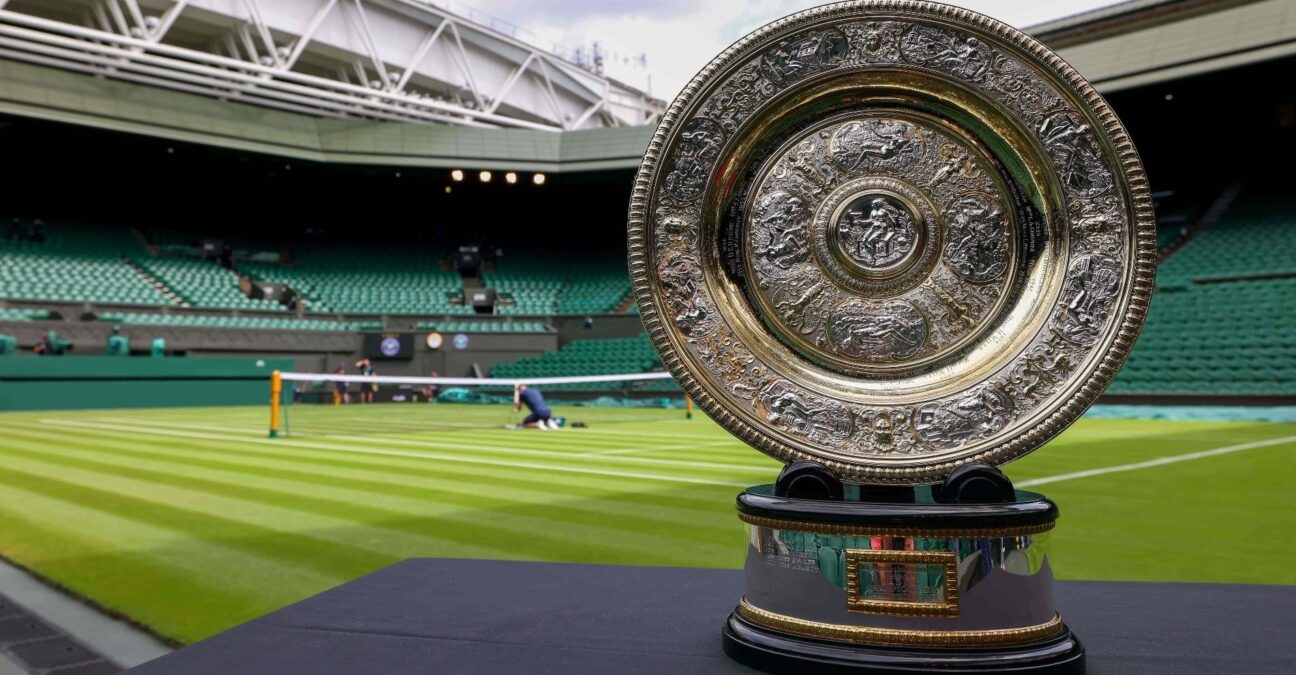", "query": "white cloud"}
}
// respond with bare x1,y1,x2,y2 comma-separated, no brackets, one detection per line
447,0,1122,99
